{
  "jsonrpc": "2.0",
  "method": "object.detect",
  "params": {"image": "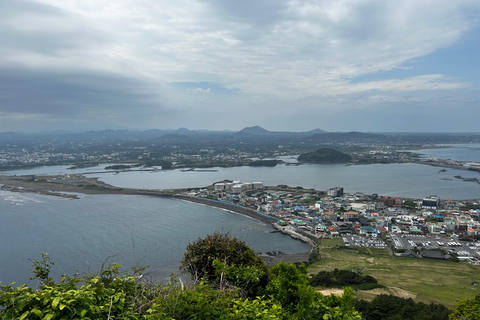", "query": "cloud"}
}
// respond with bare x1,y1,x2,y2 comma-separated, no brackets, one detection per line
0,0,479,131
336,74,469,94
0,67,176,129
